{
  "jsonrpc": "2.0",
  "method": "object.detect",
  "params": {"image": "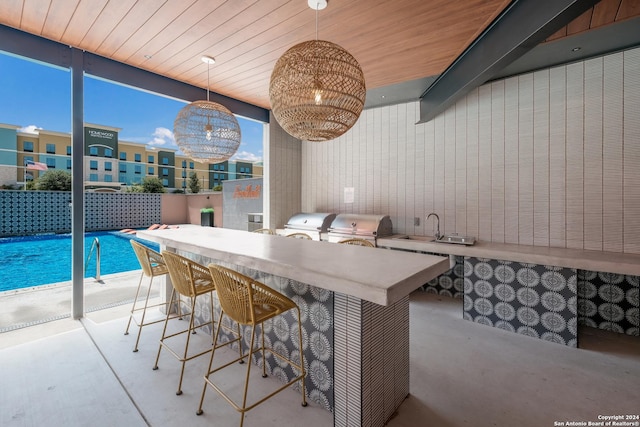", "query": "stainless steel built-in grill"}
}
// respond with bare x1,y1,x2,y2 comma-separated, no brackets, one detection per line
327,214,393,246
284,212,337,241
